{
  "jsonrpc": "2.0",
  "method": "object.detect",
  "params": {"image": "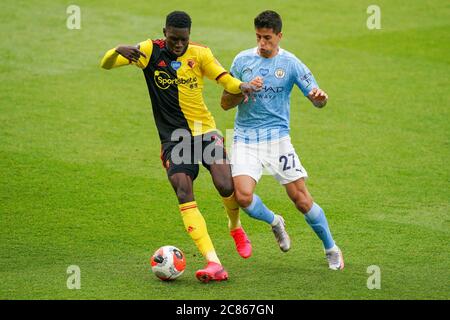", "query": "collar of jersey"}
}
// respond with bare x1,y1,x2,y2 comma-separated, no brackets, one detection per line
164,44,188,60
254,47,284,59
